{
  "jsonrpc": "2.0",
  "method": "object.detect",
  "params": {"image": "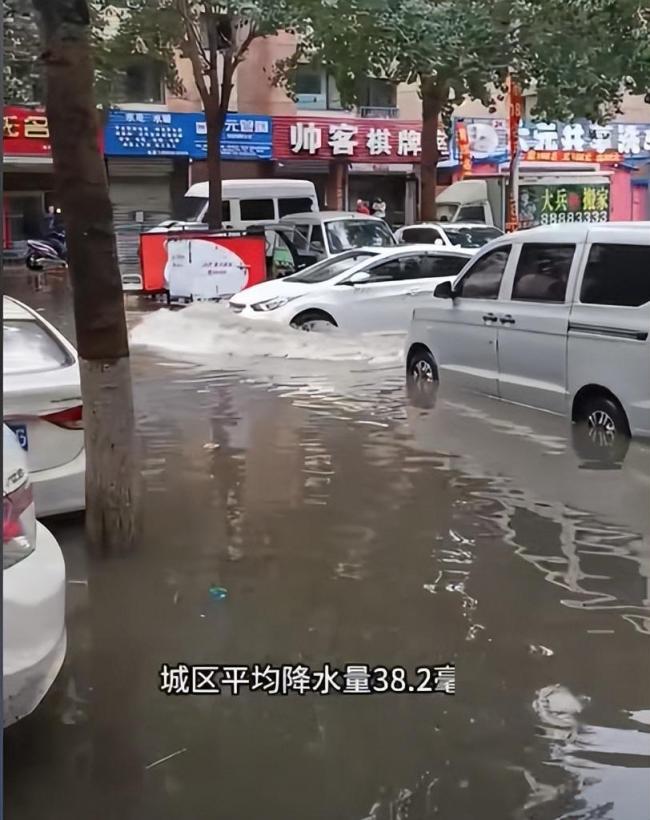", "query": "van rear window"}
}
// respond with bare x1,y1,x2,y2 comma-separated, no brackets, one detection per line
581,244,650,307
278,197,315,217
